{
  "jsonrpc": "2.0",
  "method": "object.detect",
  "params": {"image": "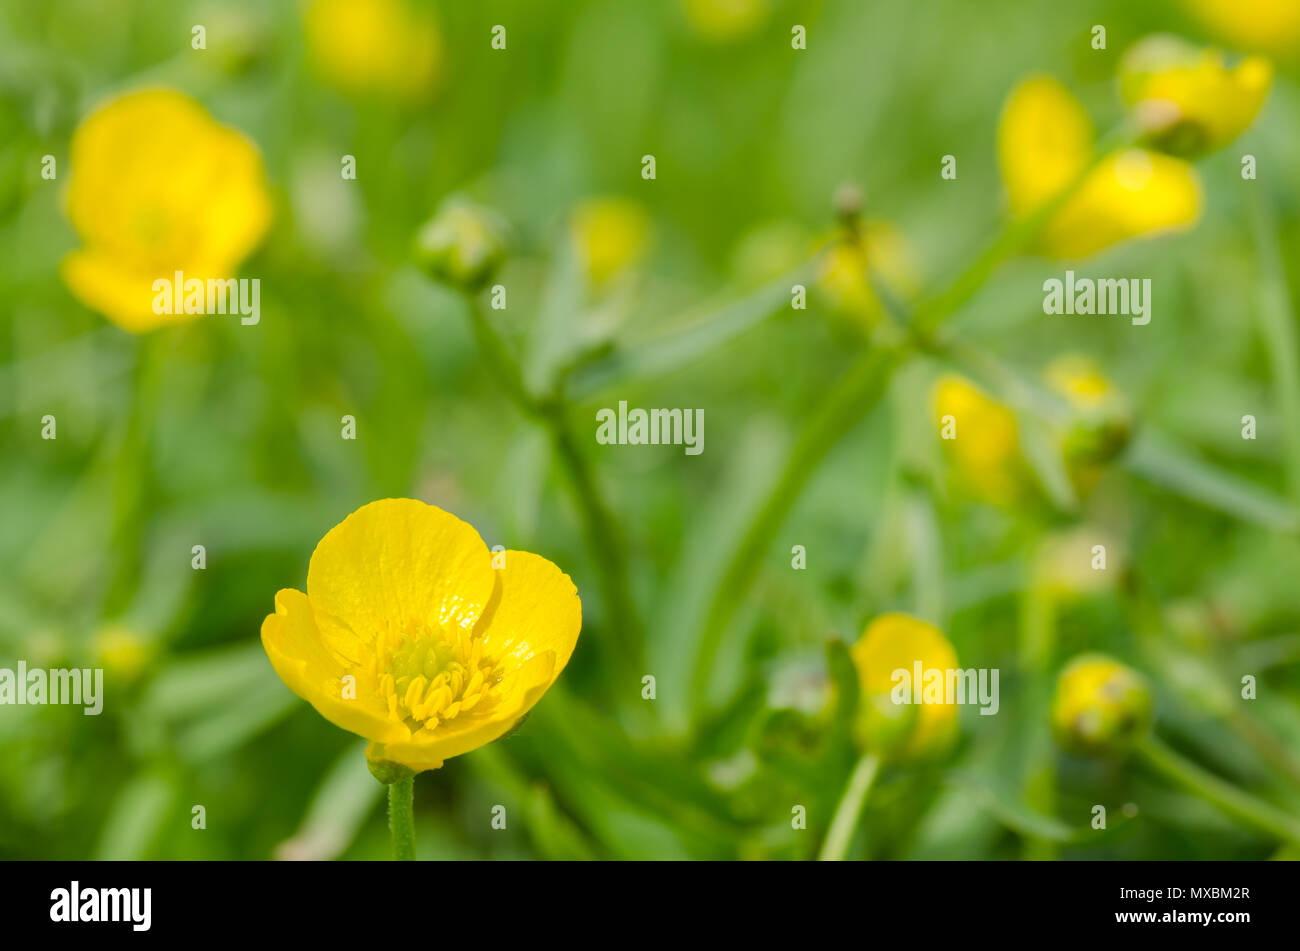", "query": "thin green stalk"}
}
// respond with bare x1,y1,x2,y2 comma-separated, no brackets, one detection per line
1248,192,1300,504
1018,580,1059,860
465,299,645,672
546,405,645,670
1138,736,1300,849
818,753,881,861
689,345,902,708
388,777,416,861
